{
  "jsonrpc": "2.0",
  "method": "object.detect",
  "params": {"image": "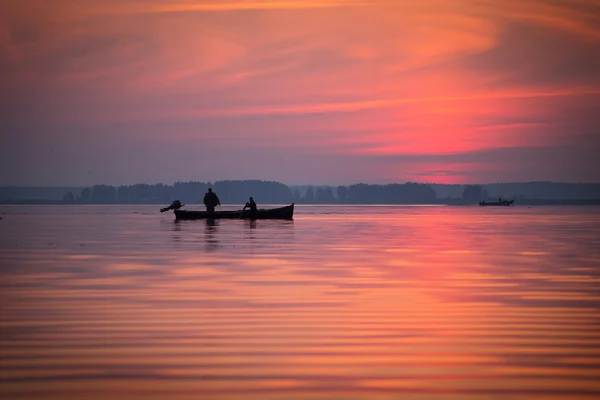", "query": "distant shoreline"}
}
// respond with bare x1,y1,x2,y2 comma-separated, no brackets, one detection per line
1,199,600,206
2,181,600,206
